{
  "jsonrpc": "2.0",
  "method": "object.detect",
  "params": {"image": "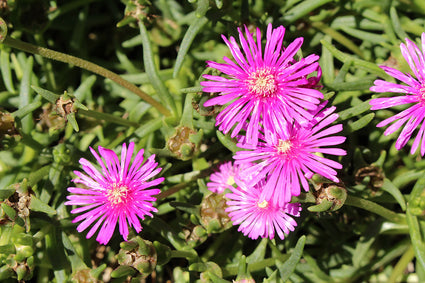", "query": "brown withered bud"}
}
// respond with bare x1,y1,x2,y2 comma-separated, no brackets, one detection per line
37,103,66,132
200,193,232,233
314,183,347,211
71,269,97,283
355,166,384,189
55,96,76,120
182,224,207,248
192,94,220,116
3,180,32,229
167,126,202,160
0,111,18,136
117,237,157,276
